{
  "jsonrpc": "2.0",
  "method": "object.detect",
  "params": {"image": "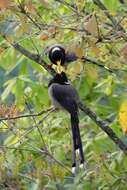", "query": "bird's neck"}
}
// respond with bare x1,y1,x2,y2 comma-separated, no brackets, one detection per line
48,78,69,87
48,73,70,87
